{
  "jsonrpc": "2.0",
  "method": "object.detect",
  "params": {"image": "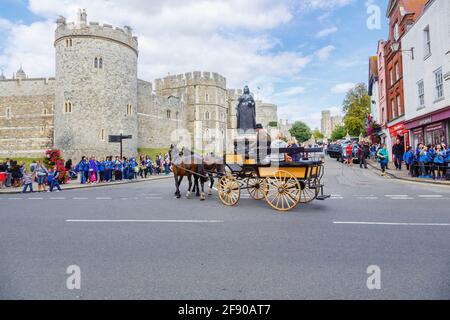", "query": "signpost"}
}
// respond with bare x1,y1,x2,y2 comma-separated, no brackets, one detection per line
108,134,132,159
